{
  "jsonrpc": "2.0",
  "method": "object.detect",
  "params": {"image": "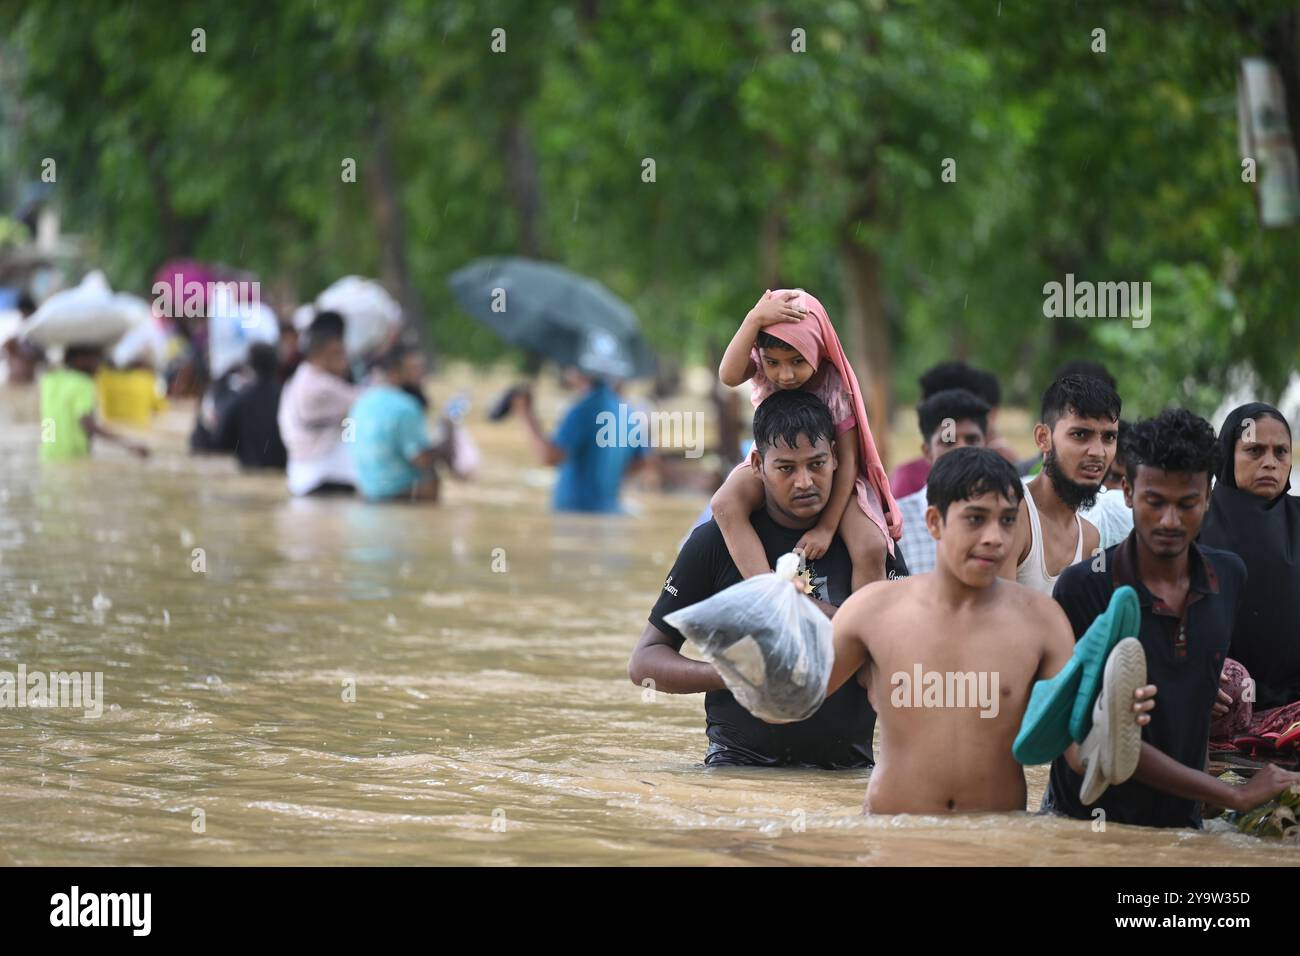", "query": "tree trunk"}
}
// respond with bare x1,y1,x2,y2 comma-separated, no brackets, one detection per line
837,235,893,468
142,136,201,259
836,154,894,467
1256,6,1300,153
365,115,432,359
500,116,545,259
758,203,783,290
757,136,786,288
